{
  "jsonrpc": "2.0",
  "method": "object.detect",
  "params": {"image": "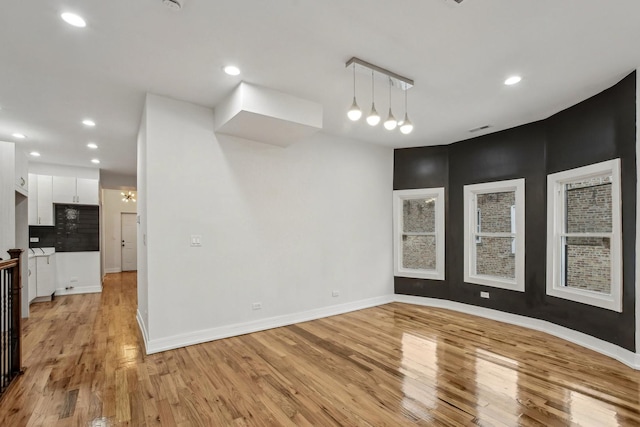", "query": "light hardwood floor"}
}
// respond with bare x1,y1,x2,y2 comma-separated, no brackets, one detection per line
1,272,640,426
